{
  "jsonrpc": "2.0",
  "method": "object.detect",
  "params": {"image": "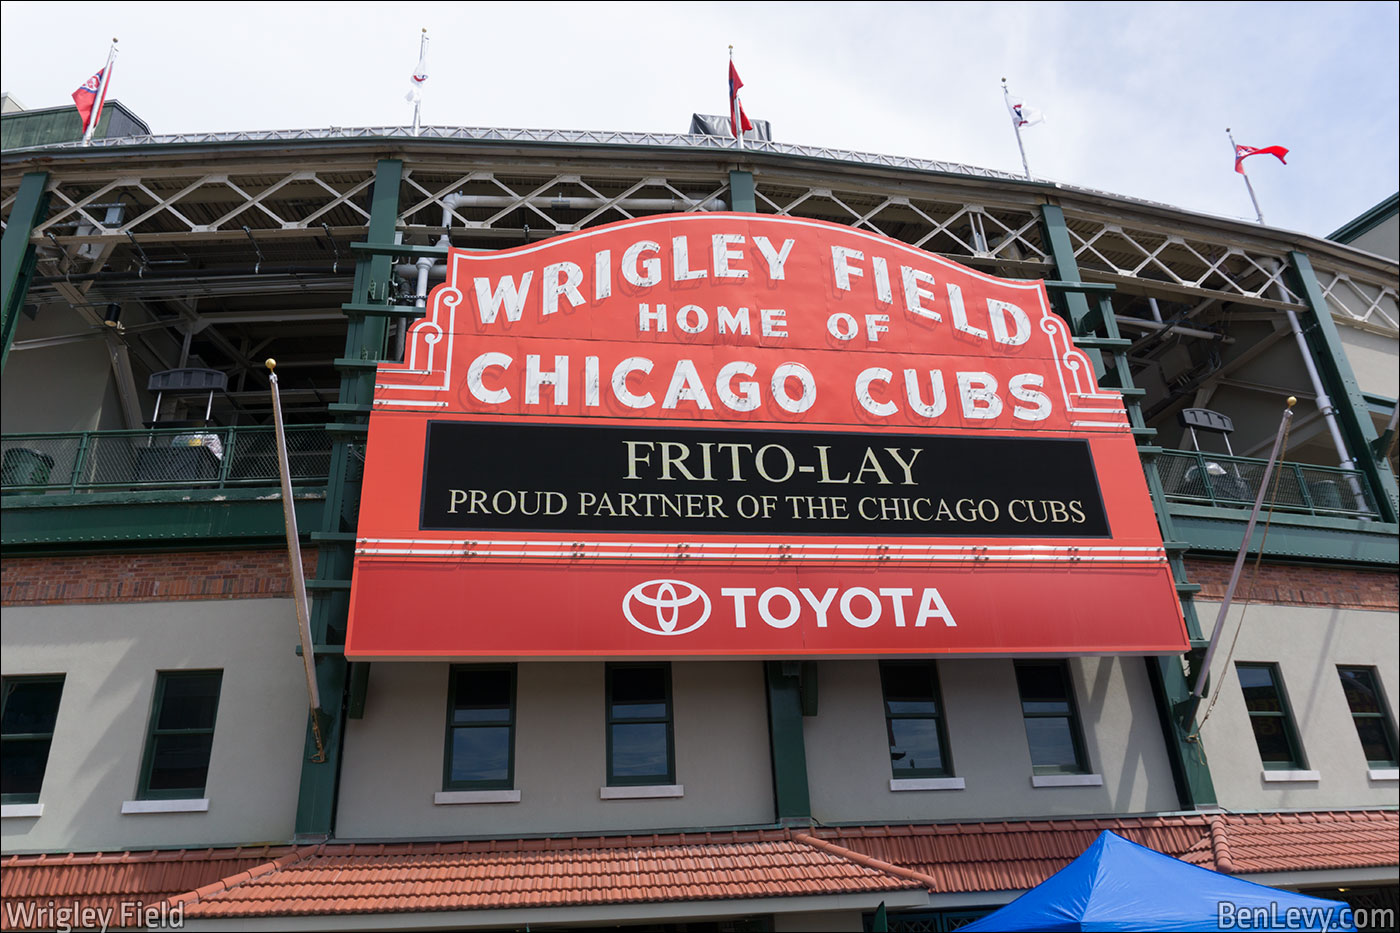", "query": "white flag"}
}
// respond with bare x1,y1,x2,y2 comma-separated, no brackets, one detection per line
1006,95,1045,128
406,41,429,103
